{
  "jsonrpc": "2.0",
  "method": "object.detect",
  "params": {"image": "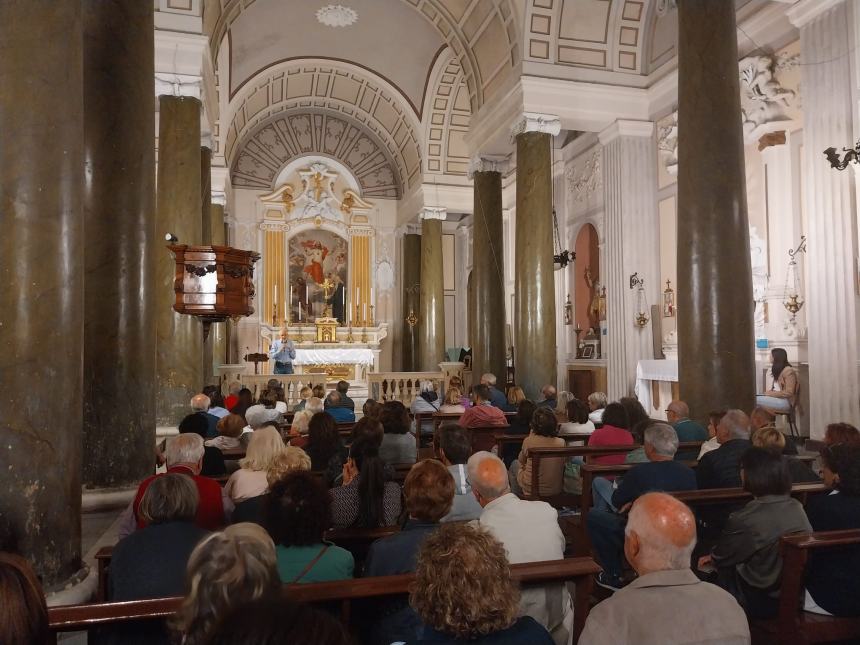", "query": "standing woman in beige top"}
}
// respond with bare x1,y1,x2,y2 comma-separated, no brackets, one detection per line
508,407,565,497
756,347,798,414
